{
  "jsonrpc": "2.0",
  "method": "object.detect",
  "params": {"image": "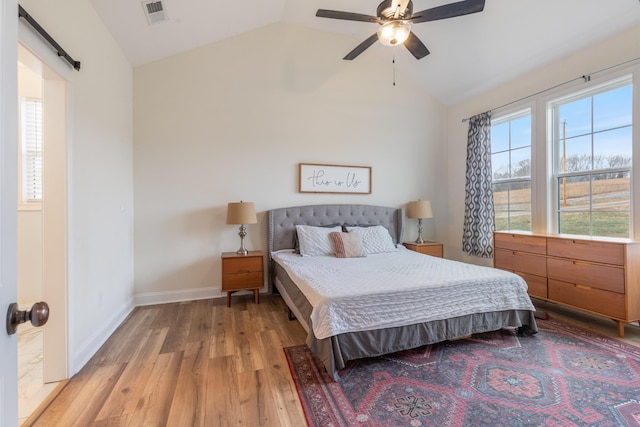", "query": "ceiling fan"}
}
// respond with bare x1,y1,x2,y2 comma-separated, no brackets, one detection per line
316,0,485,60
